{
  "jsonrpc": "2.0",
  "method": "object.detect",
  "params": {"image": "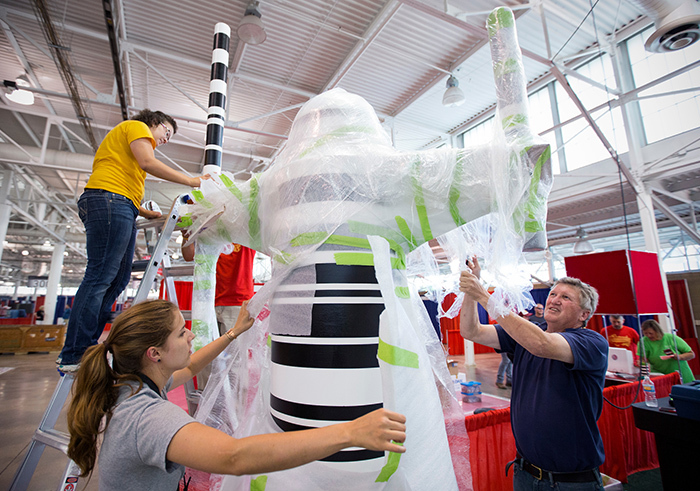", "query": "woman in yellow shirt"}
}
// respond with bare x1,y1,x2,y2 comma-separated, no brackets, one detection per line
58,110,209,371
